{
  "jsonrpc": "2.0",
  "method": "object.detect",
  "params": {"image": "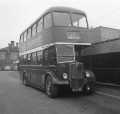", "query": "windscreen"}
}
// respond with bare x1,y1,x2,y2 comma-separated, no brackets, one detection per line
53,12,71,26
53,12,87,28
71,13,87,28
56,44,75,63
